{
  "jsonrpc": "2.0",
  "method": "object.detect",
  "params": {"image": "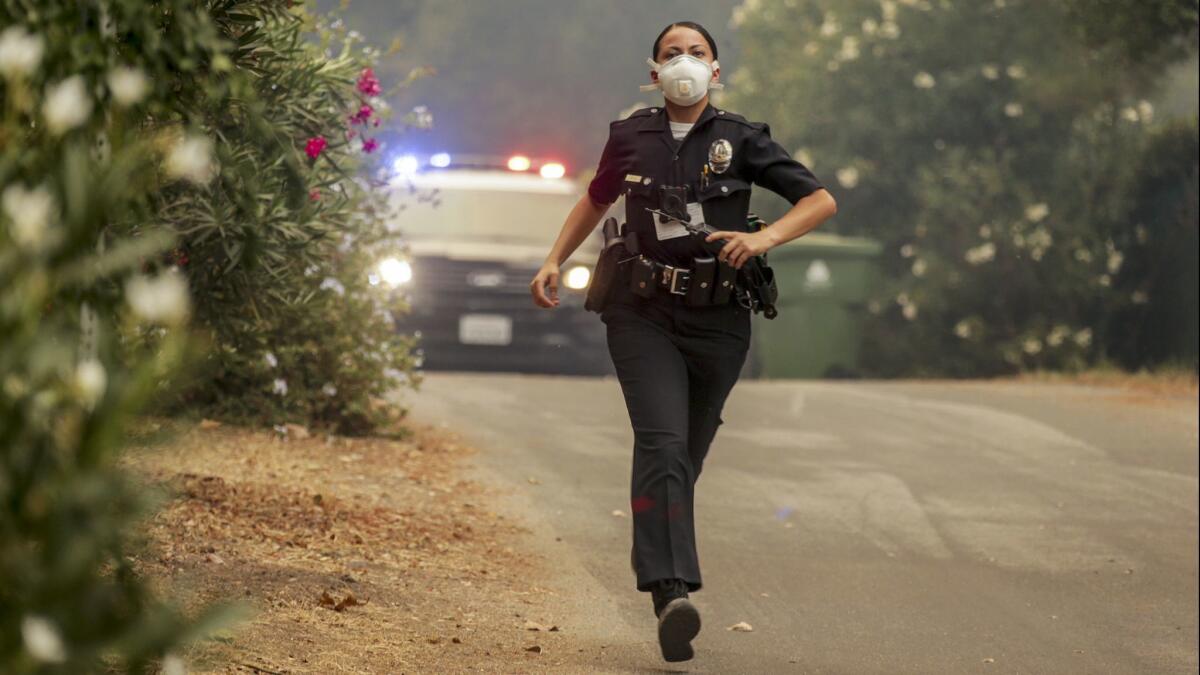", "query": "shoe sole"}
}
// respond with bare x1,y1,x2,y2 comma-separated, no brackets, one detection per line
657,597,701,662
